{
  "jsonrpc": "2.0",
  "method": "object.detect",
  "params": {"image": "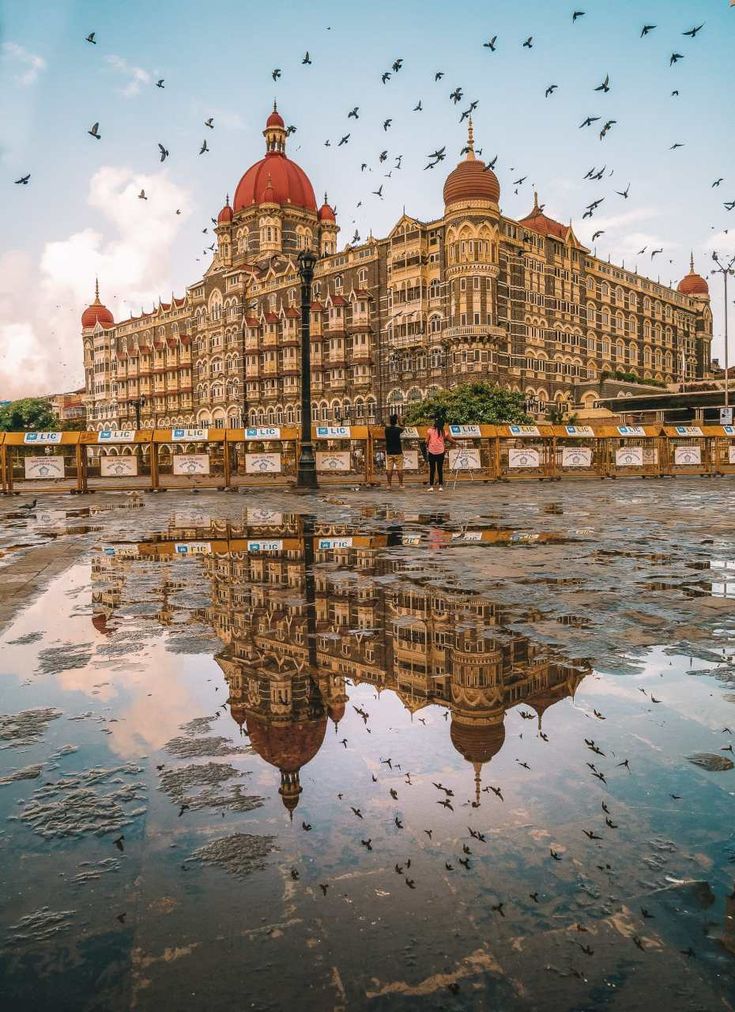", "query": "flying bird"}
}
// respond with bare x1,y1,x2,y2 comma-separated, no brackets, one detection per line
641,25,656,36
272,68,281,80
599,119,616,139
158,143,169,162
302,51,312,64
383,118,392,130
372,185,383,198
156,79,164,88
592,230,605,241
434,71,444,81
522,36,533,48
449,87,463,104
545,84,558,97
382,72,391,83
14,174,30,184
682,24,704,38
483,36,497,51
594,74,610,92
579,116,600,128
572,10,585,20
616,182,630,198
88,122,101,140
138,189,147,200
392,59,403,72
199,139,209,154
85,32,96,44
348,106,359,119
670,53,684,65
338,134,350,145
204,117,214,128
670,142,684,149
